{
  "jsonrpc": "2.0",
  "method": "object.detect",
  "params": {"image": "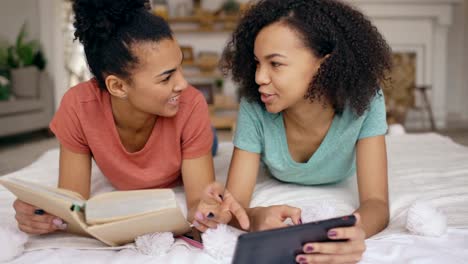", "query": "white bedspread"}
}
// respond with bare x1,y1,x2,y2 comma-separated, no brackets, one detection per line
1,133,468,263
